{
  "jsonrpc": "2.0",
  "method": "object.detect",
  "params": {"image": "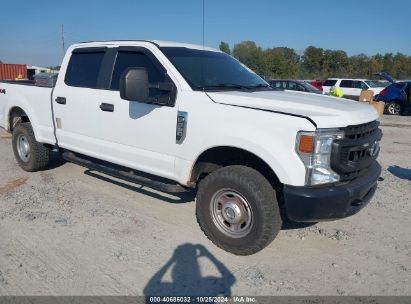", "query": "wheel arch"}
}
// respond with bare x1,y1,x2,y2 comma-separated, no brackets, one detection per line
189,146,282,190
7,106,31,131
